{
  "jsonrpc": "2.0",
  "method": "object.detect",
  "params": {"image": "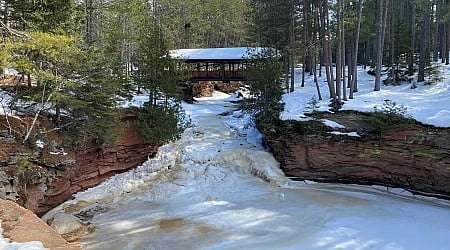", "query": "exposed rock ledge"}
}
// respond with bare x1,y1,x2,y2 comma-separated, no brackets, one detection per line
0,113,159,216
263,111,450,199
0,198,85,249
